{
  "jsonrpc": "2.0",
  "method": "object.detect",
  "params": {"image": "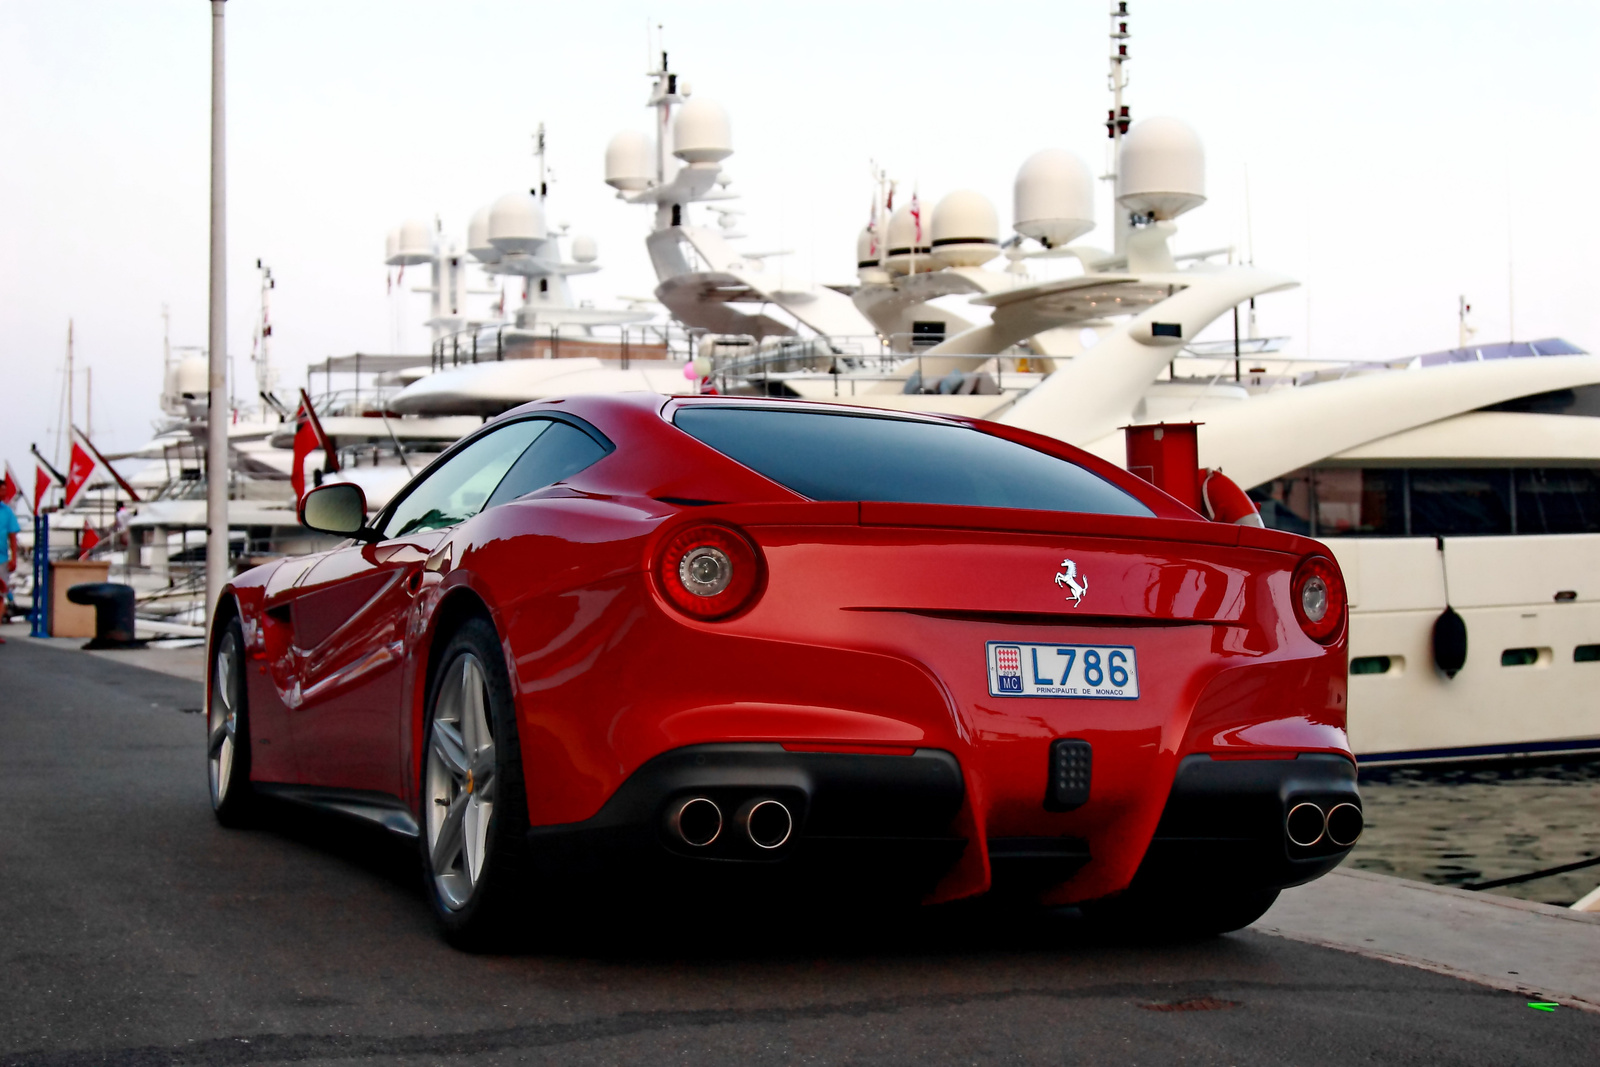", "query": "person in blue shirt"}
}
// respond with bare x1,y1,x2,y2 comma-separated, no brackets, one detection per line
0,499,19,642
